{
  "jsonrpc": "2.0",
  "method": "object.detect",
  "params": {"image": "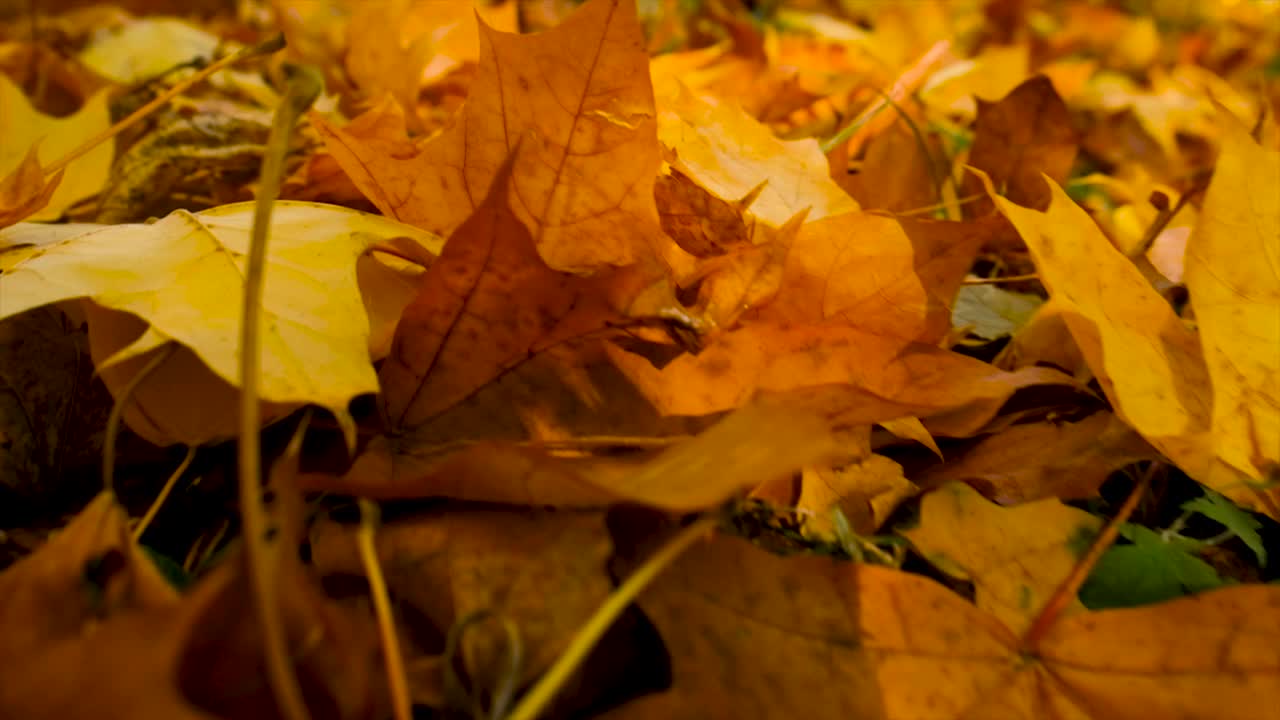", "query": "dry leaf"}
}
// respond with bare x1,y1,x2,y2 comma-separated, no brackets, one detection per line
0,202,442,445
0,147,63,229
310,507,611,706
379,148,605,430
0,73,111,221
1184,120,1280,480
984,170,1275,513
961,75,1079,216
915,412,1158,503
318,0,665,272
609,531,1280,720
655,81,859,229
903,482,1101,635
